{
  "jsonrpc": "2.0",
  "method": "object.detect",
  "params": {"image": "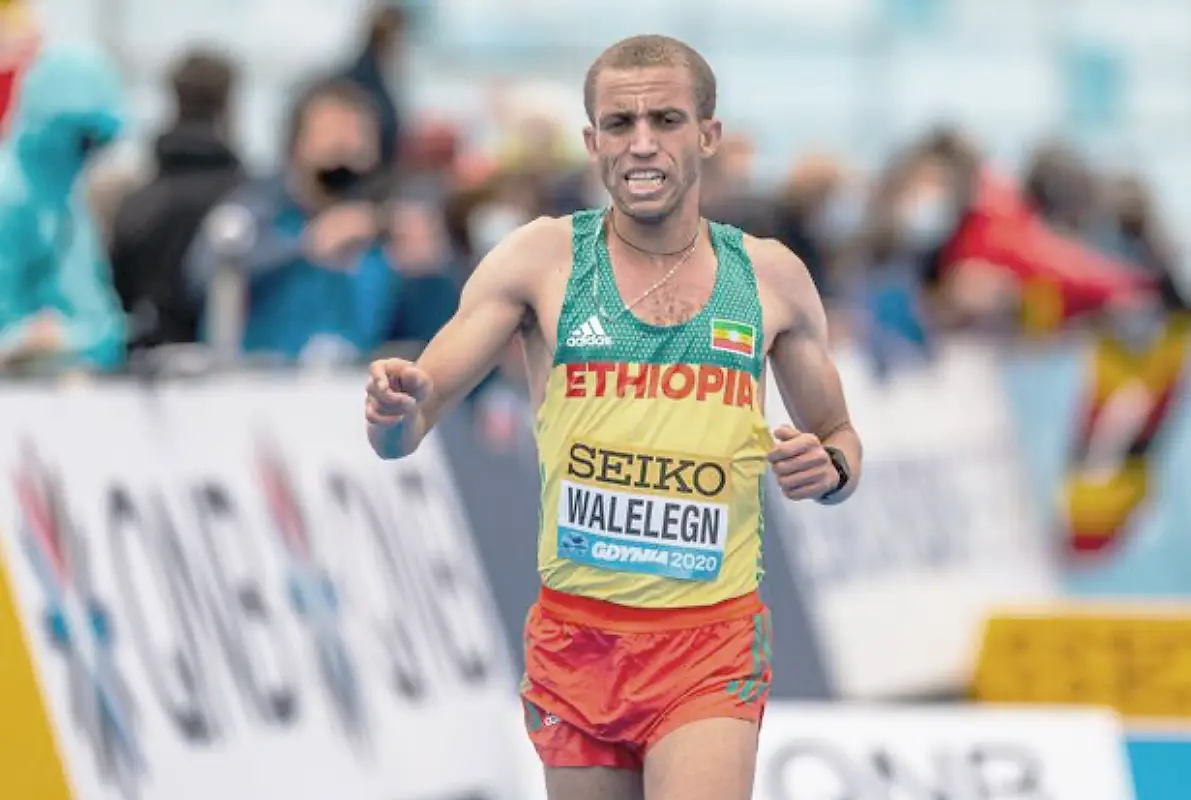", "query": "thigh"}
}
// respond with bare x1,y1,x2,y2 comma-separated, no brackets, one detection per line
545,767,644,800
643,717,759,800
